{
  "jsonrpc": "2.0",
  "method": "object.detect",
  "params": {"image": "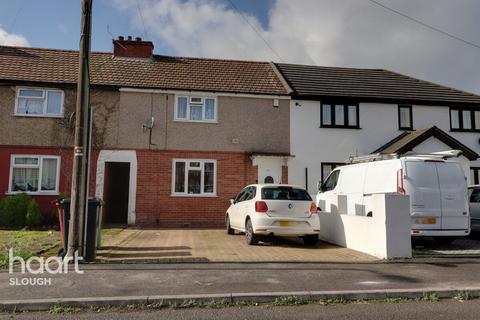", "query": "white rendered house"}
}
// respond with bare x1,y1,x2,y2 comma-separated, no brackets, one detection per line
274,64,480,194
